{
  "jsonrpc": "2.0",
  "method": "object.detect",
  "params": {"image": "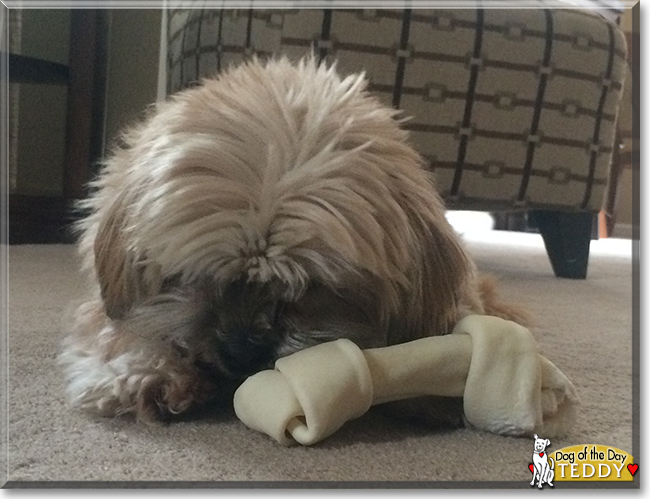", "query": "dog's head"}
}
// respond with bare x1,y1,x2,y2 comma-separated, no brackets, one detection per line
533,434,551,453
83,56,474,376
